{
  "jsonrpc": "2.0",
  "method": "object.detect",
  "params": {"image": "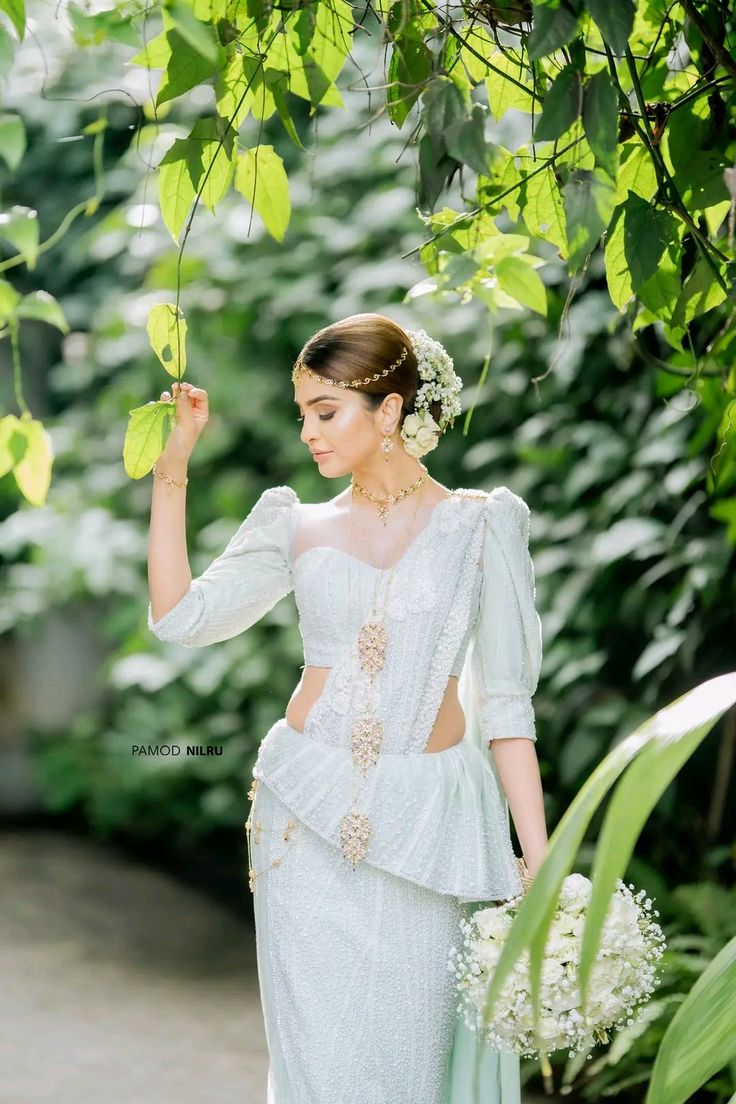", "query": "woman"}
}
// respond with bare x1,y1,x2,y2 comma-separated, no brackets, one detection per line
147,313,548,1104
